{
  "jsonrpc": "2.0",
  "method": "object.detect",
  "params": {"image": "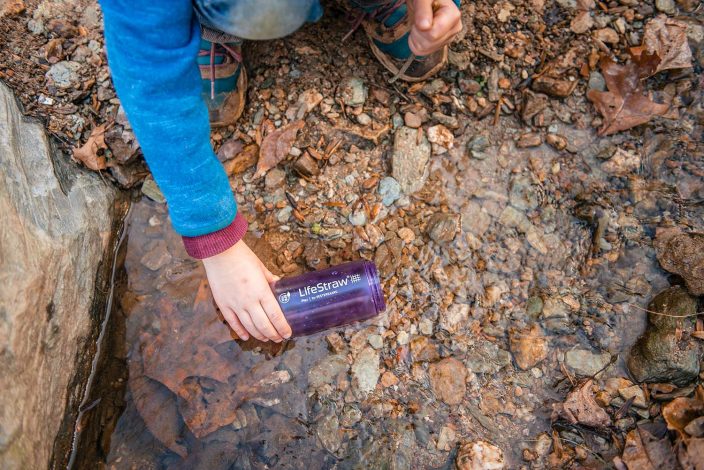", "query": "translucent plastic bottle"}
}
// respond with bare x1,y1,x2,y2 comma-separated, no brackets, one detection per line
273,260,386,336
